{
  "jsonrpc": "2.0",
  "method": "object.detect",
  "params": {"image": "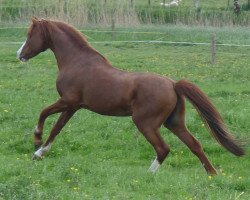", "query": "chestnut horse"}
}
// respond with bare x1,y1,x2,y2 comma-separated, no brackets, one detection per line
17,18,245,174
